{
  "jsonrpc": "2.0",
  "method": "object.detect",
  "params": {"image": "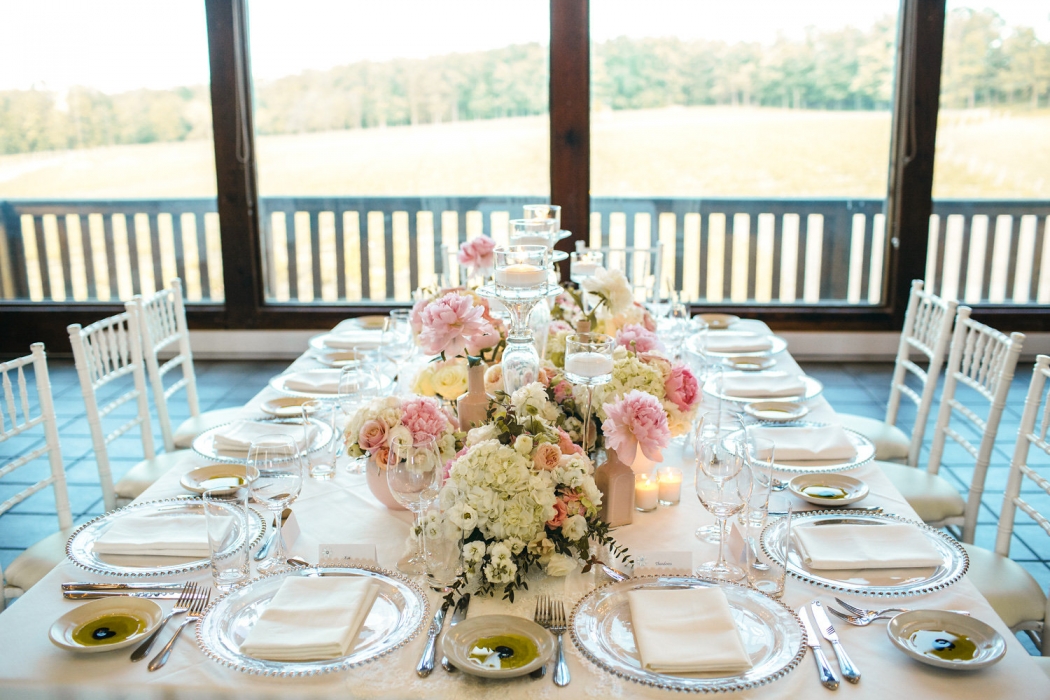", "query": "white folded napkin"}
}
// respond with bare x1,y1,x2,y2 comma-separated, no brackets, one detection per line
322,331,382,350
93,513,220,558
627,587,752,674
706,332,774,354
748,424,857,461
719,371,806,399
240,576,380,661
211,420,316,456
794,522,944,570
283,371,341,394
